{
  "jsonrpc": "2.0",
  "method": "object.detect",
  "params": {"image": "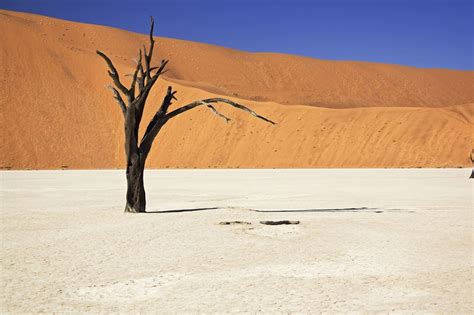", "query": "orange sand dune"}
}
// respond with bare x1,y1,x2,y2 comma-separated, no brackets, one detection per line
0,10,472,169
